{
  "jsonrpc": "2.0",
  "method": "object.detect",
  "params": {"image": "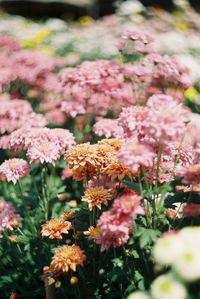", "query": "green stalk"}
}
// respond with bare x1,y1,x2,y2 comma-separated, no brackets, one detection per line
17,180,36,234
41,163,49,220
